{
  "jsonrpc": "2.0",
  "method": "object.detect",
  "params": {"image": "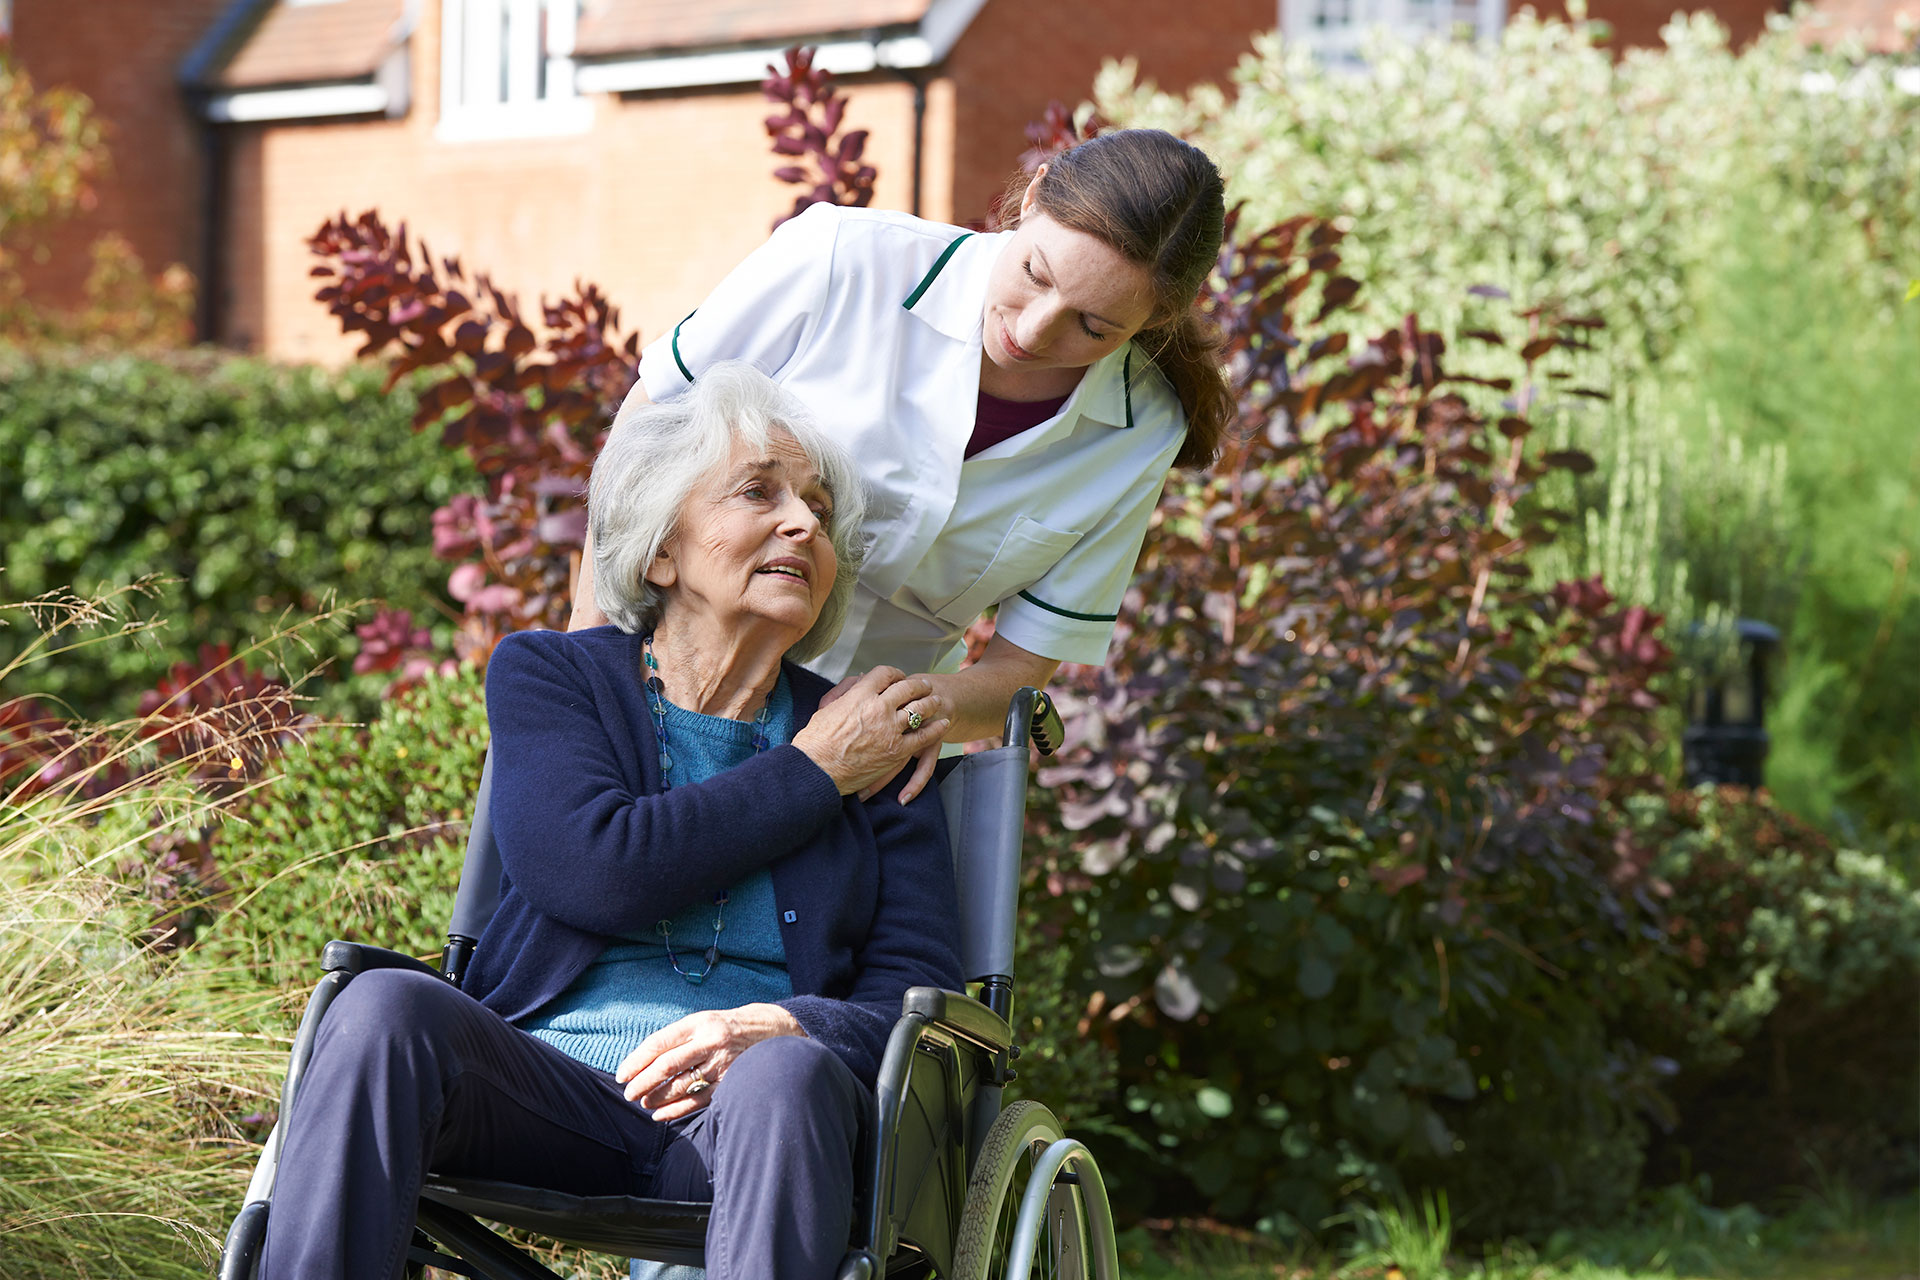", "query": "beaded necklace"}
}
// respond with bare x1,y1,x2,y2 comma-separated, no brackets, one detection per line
642,633,774,985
